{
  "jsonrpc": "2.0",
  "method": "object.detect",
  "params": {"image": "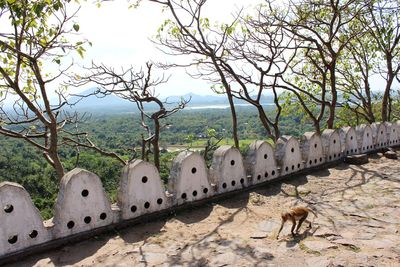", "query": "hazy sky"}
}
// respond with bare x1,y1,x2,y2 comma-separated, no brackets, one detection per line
74,0,257,97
